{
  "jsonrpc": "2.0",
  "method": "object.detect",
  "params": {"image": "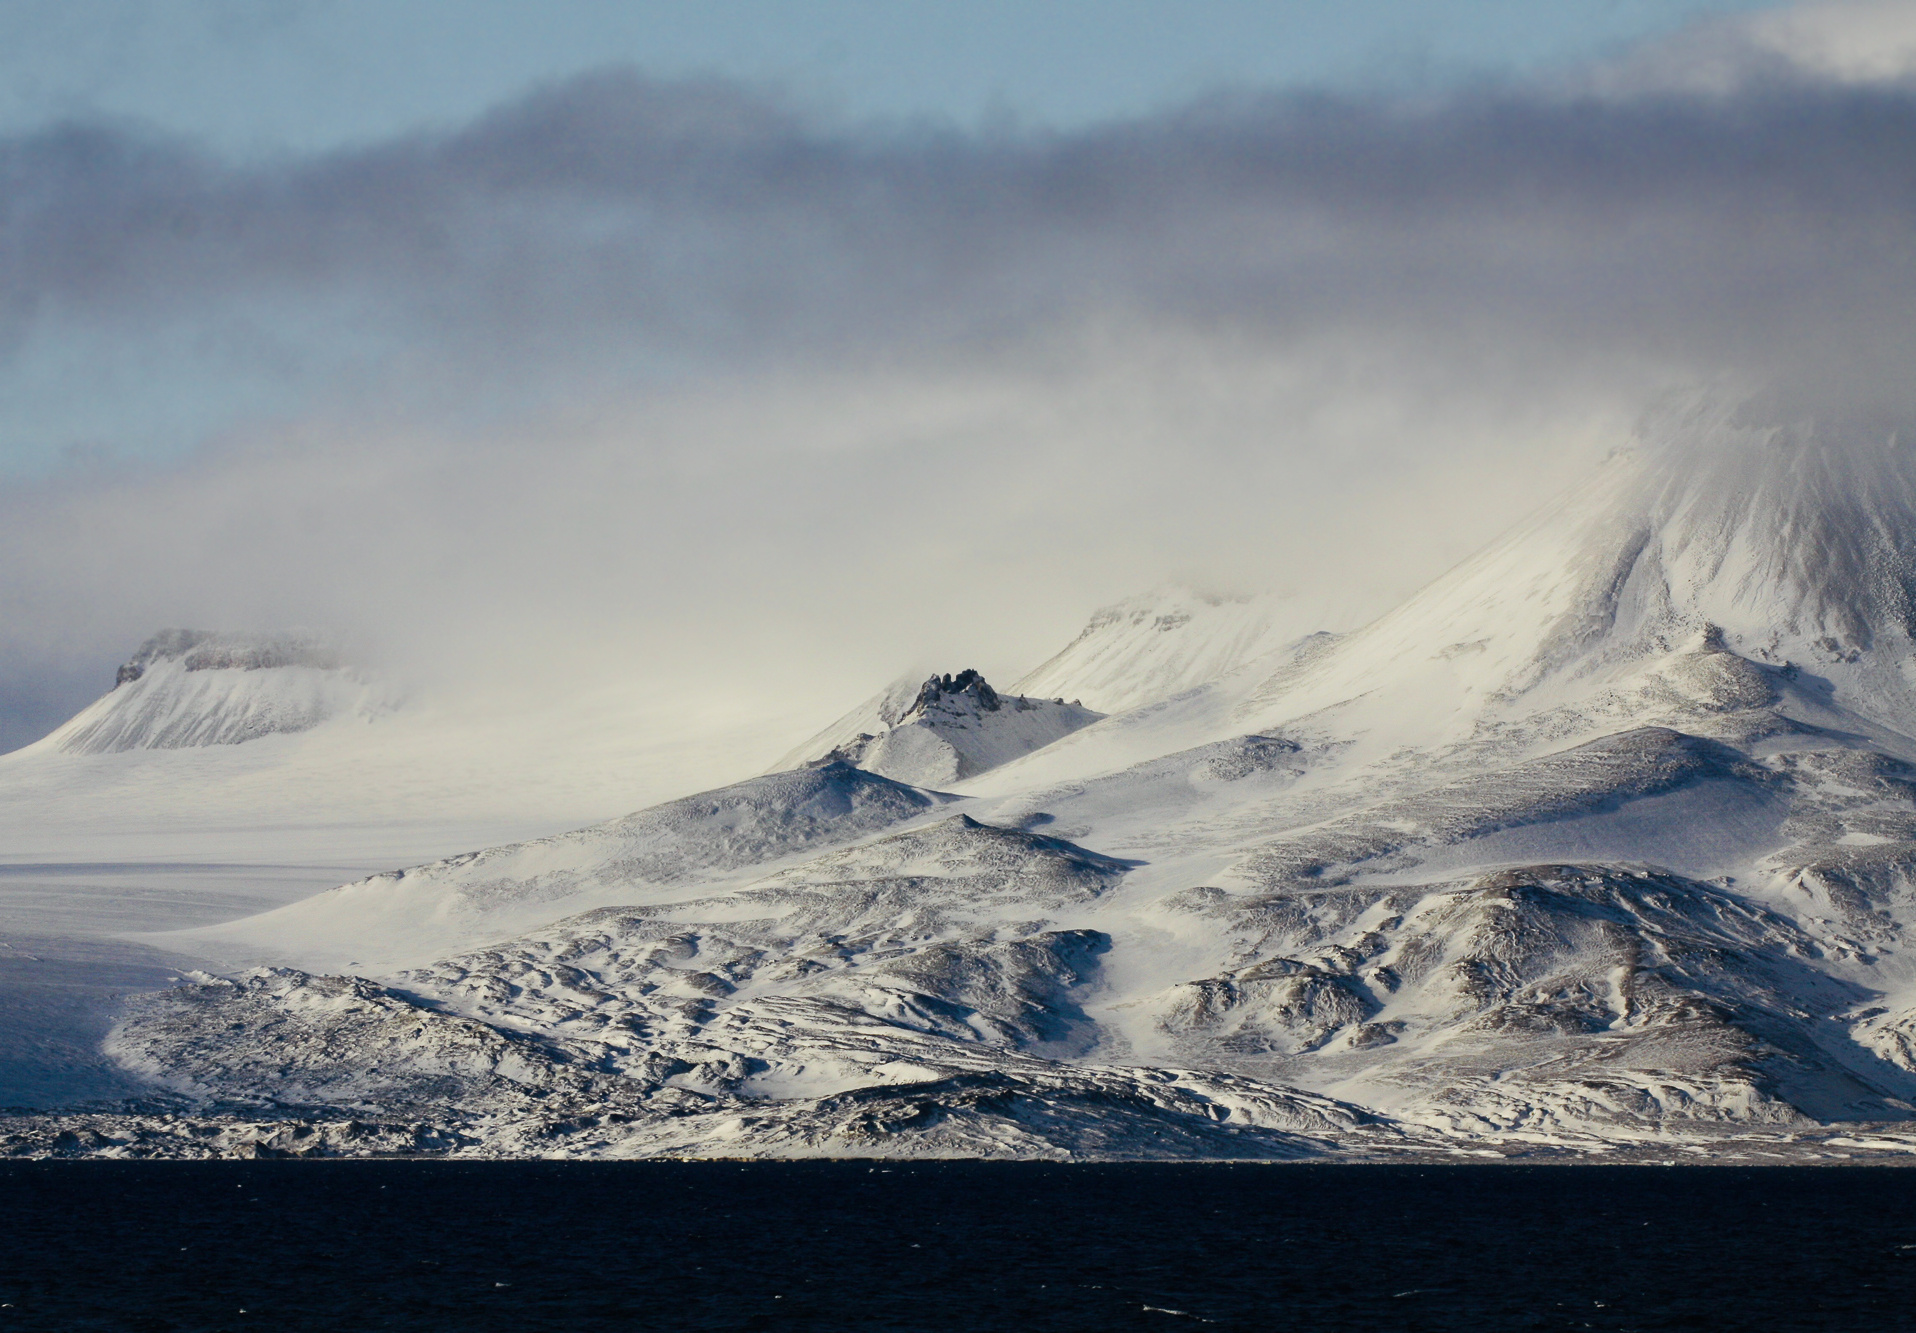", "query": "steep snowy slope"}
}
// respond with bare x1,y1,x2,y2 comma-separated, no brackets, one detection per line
773,673,927,770
933,397,1916,1135
1012,587,1328,713
775,670,1101,786
29,630,384,755
1224,396,1916,745
63,393,1916,1160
